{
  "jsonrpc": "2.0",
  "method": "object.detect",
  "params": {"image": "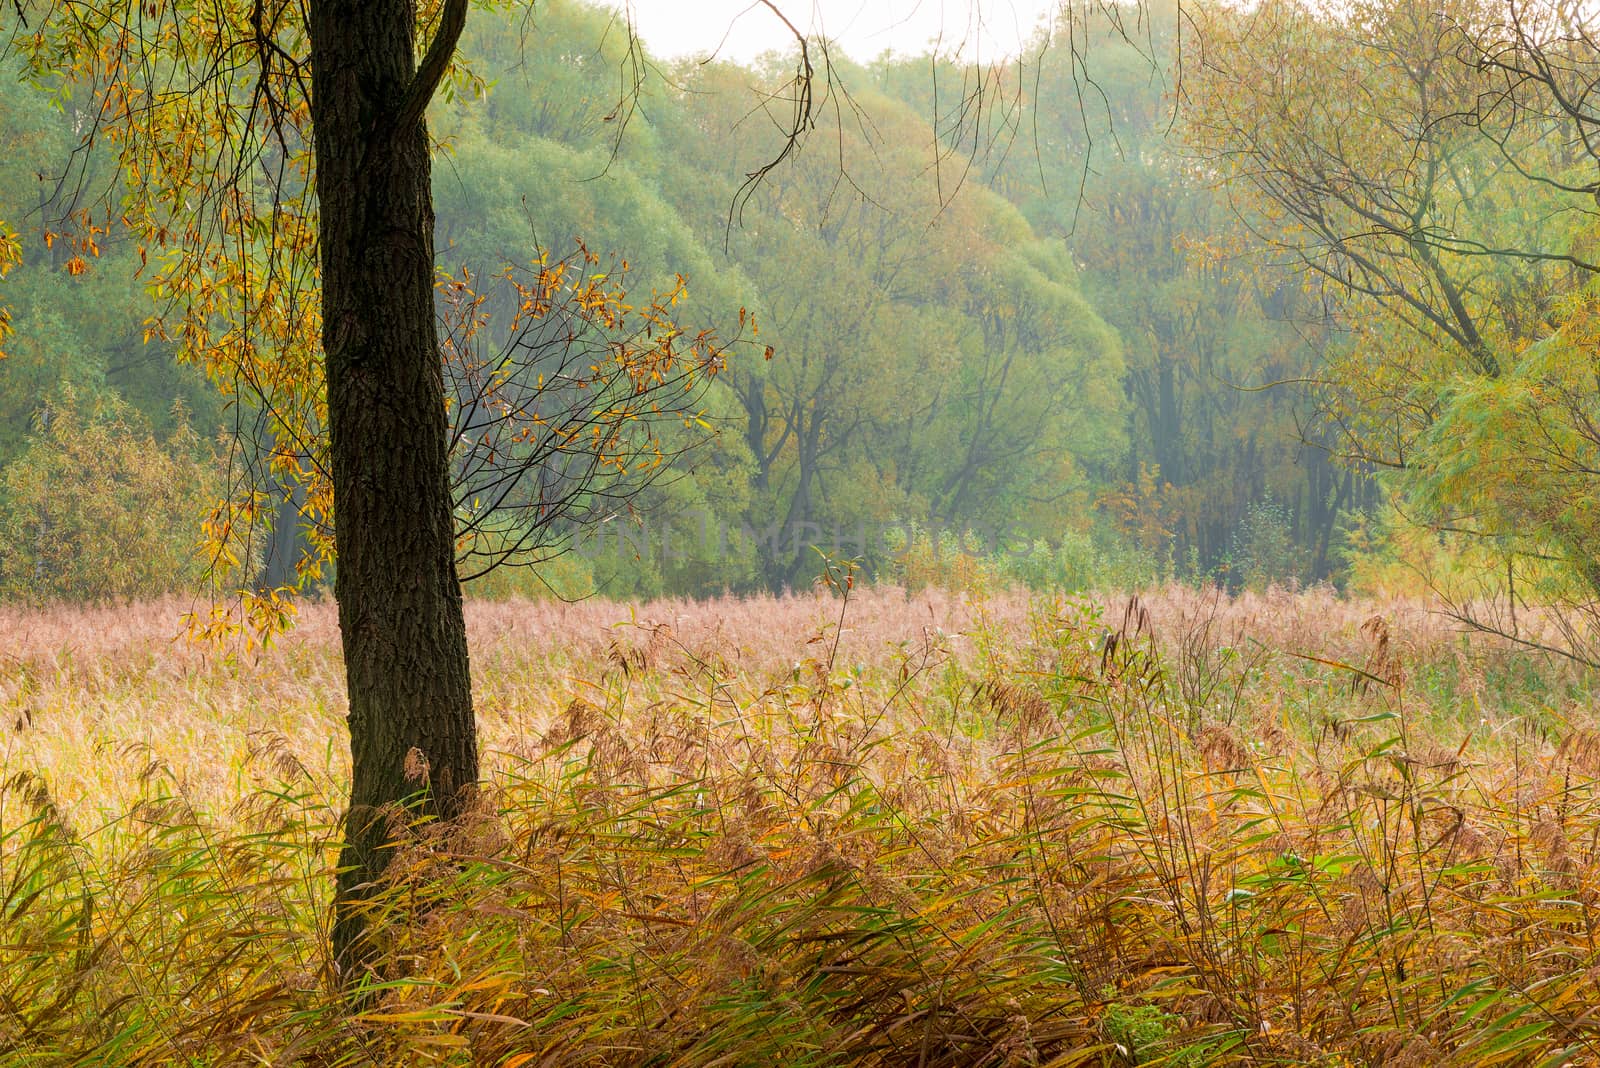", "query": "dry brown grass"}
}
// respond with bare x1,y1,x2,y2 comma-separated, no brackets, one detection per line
4,586,1004,817
0,584,1515,815
3,583,1599,1065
